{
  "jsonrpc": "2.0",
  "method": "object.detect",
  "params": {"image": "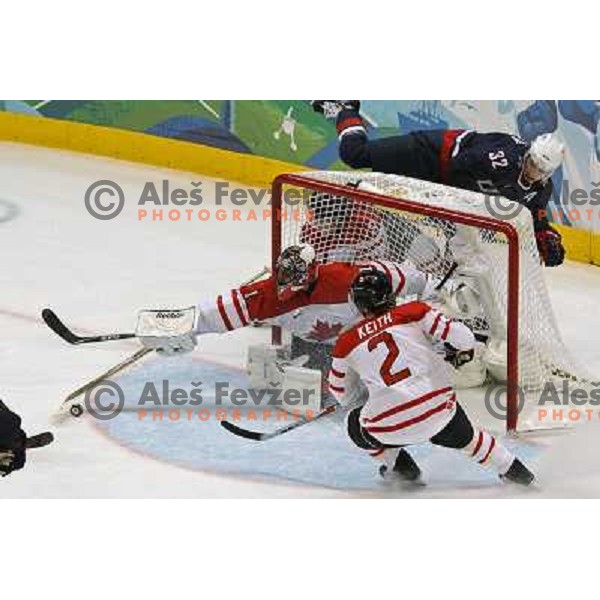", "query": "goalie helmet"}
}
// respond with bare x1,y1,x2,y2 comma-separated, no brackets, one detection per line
350,267,395,316
524,133,565,182
275,244,318,301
